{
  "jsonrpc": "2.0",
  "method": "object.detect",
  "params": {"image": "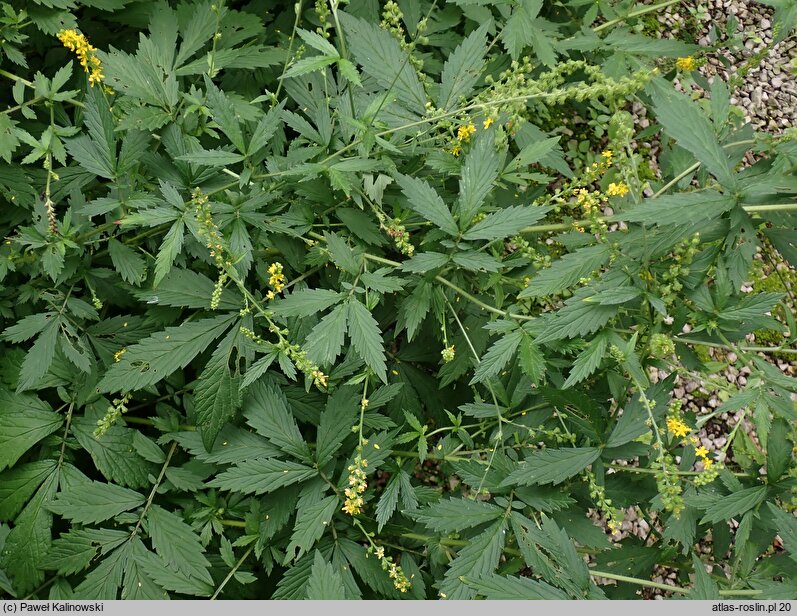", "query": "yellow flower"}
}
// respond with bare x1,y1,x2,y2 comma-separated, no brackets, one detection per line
113,348,126,363
606,182,629,197
702,458,714,468
456,123,476,142
666,416,690,438
342,500,362,515
676,56,697,71
342,457,368,516
450,144,461,157
267,262,286,294
601,149,613,162
483,117,494,129
695,445,709,459
310,369,328,387
57,29,105,87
